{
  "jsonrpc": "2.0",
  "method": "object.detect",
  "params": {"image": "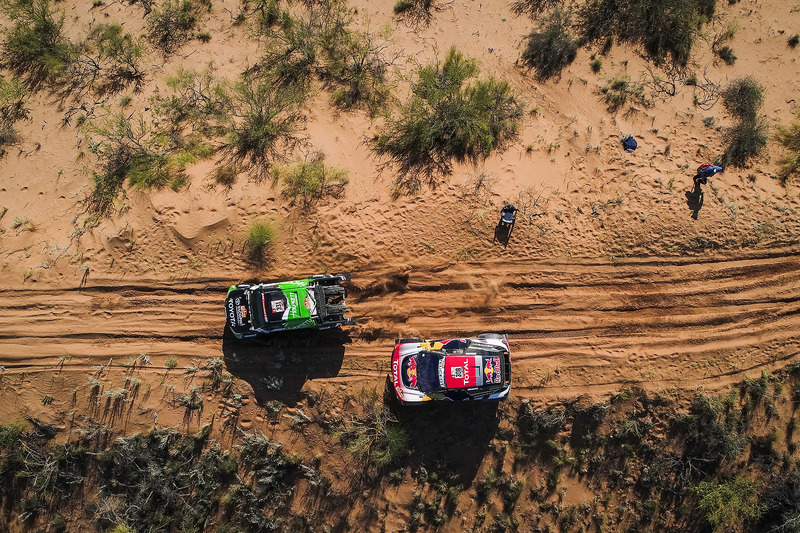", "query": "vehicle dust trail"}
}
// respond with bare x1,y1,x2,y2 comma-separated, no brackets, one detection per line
1,250,799,403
